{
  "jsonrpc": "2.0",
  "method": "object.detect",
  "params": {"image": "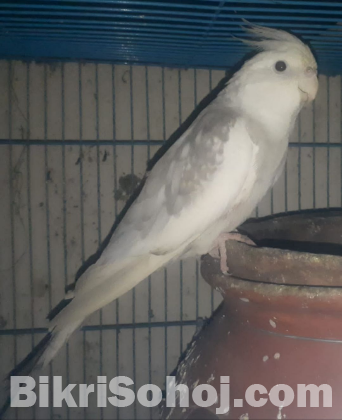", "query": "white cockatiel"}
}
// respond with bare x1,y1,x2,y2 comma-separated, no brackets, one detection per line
3,24,318,405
